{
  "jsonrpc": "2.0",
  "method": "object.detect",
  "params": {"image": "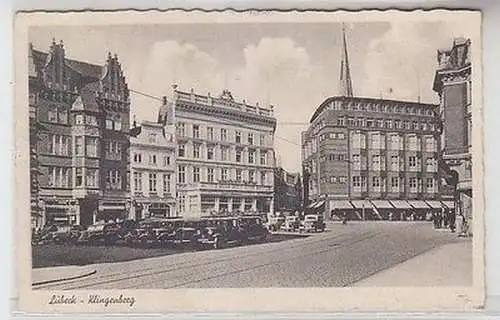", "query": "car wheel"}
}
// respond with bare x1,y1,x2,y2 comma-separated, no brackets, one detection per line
213,237,223,249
